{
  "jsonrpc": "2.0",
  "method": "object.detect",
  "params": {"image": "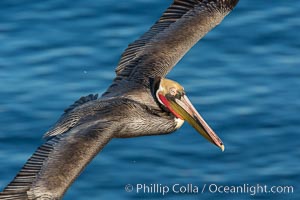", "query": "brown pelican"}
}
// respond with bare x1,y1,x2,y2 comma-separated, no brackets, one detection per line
0,0,239,199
